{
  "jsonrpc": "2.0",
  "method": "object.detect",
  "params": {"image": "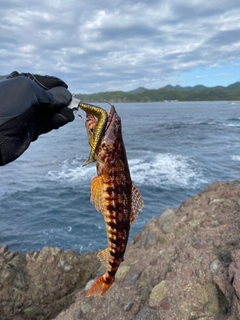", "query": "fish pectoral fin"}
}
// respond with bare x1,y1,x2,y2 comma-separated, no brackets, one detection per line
91,175,104,212
97,248,109,267
130,184,144,225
